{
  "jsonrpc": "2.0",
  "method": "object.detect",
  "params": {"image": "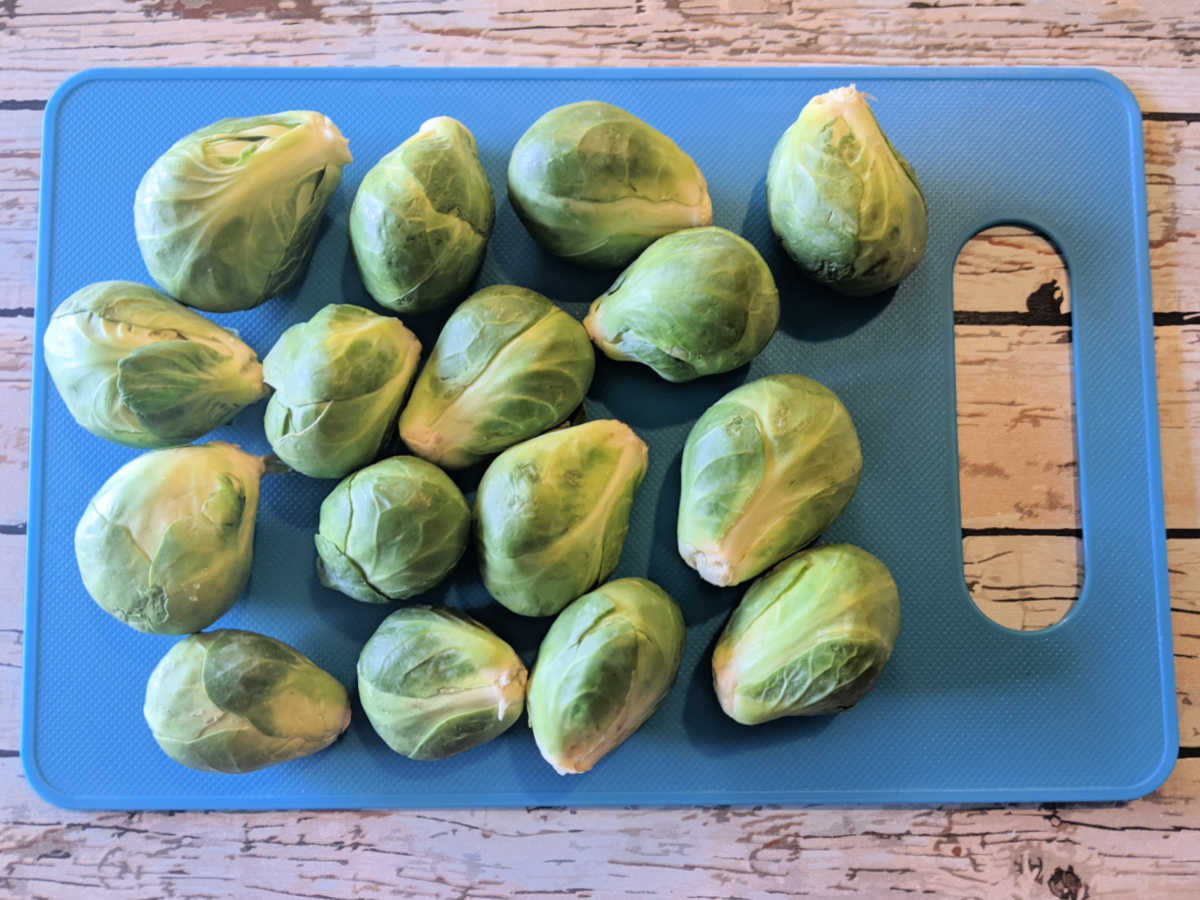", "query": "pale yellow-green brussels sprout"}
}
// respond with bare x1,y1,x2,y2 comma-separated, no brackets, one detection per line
74,443,266,635
398,285,595,469
144,629,351,773
713,544,900,725
135,111,351,312
42,281,268,448
349,117,495,314
357,607,528,761
315,456,470,604
475,420,648,617
263,304,421,479
766,85,927,296
583,227,779,382
507,101,712,268
678,374,862,587
527,578,685,775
